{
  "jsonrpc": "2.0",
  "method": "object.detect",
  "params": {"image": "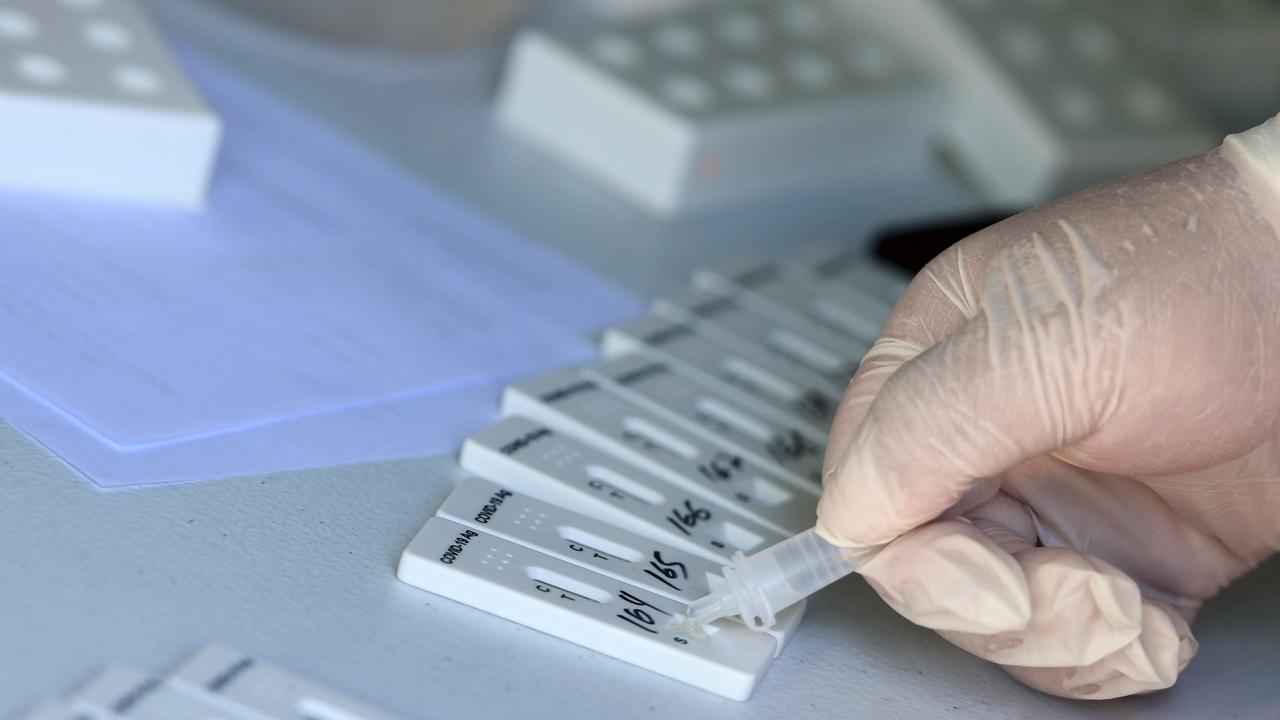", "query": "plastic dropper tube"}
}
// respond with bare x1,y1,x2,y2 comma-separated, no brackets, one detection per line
684,527,869,631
